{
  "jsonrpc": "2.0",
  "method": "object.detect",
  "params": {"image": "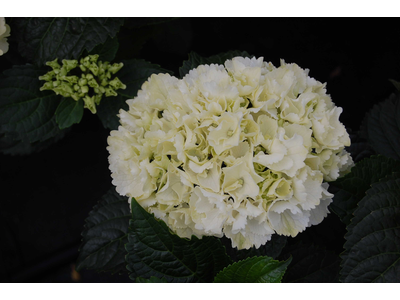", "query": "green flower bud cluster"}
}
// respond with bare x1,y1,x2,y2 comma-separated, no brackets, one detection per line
39,54,126,114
